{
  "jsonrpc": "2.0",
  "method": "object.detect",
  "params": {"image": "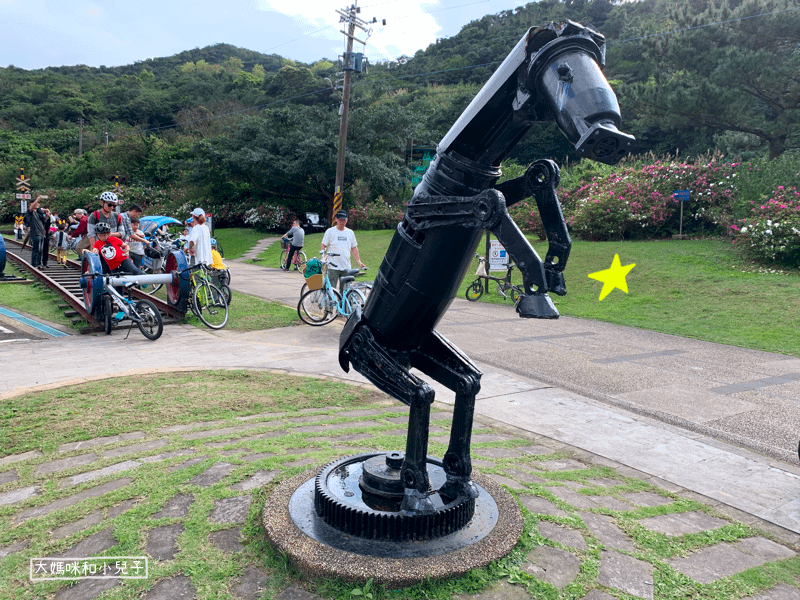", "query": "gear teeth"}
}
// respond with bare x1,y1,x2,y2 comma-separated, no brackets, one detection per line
314,453,476,542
